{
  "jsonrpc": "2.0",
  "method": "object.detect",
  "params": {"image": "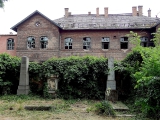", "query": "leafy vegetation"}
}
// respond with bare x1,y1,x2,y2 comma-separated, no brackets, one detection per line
0,53,21,94
117,29,160,119
94,101,115,116
41,56,108,99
